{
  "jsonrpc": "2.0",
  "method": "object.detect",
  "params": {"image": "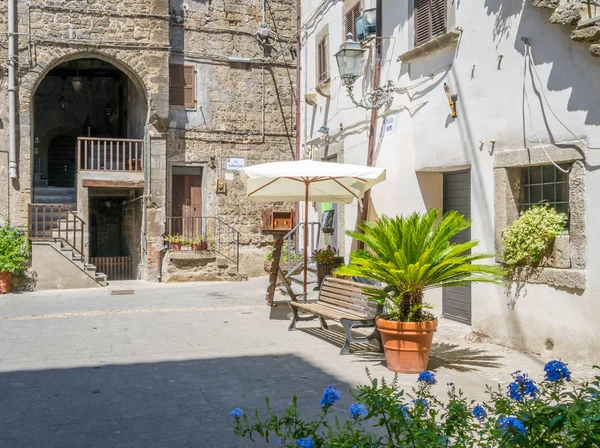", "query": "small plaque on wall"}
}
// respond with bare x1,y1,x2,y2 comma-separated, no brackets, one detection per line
226,158,246,170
